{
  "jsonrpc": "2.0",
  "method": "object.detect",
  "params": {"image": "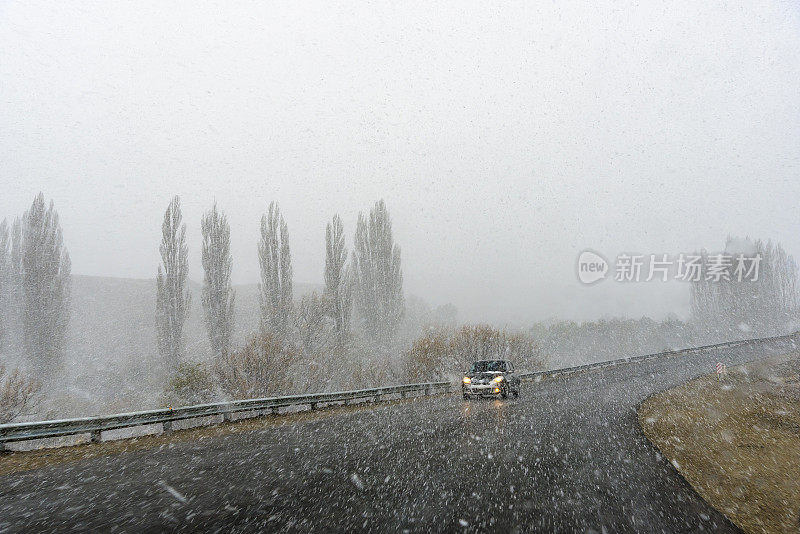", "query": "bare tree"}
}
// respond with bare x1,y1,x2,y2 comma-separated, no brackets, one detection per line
201,203,235,359
156,196,191,369
324,214,352,345
351,200,404,350
258,201,292,340
20,193,71,376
